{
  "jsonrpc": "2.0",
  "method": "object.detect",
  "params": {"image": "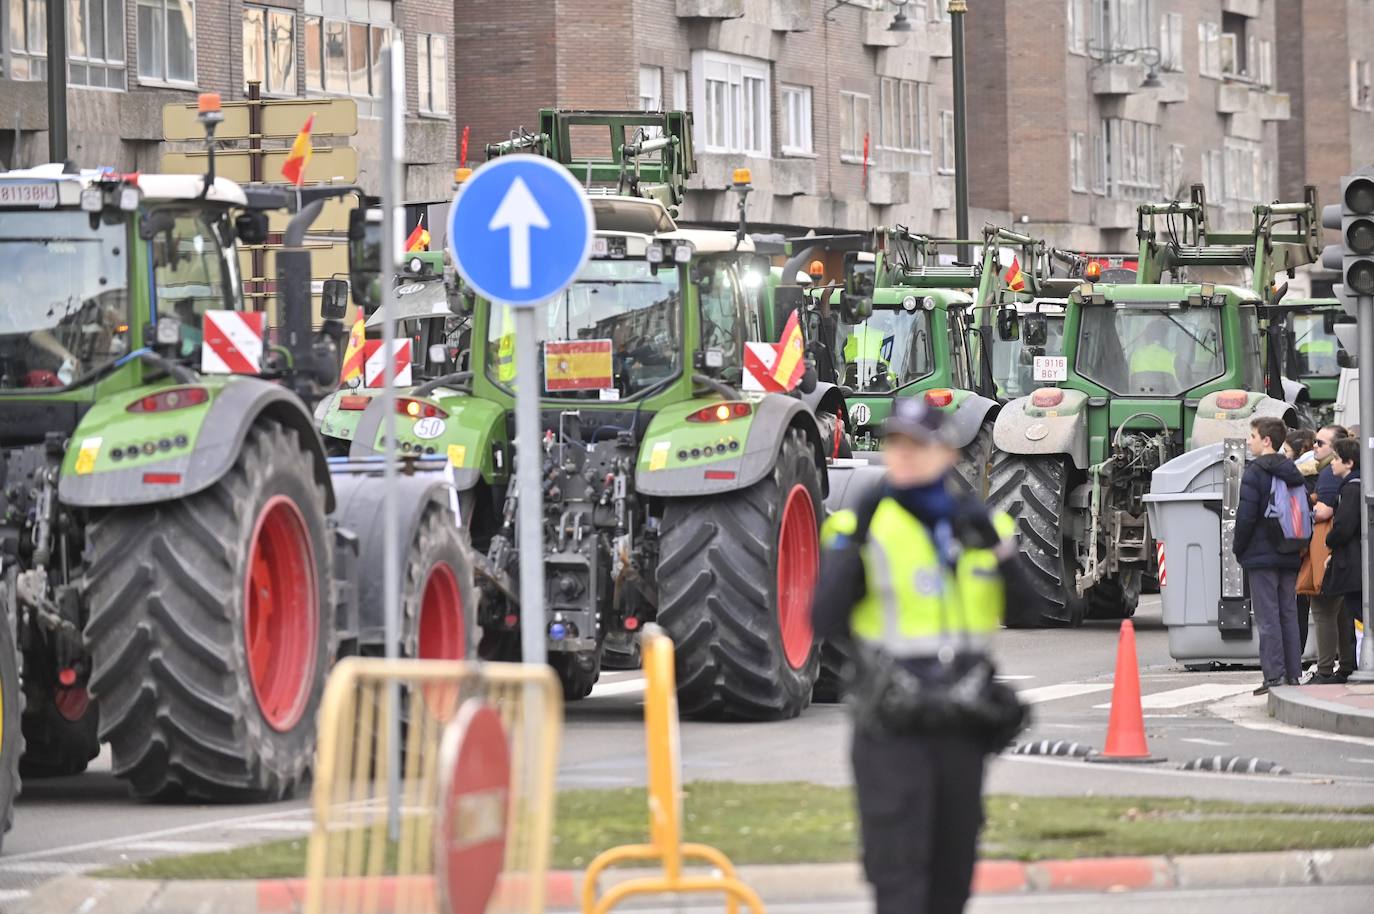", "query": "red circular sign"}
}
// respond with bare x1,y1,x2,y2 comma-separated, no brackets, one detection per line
435,700,511,914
